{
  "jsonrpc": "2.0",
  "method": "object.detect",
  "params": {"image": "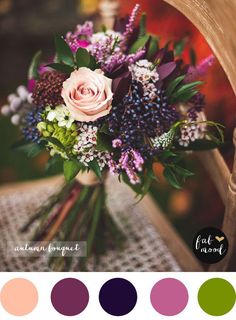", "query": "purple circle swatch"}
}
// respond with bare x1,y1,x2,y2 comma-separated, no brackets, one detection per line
150,278,188,316
51,278,89,316
99,278,137,316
